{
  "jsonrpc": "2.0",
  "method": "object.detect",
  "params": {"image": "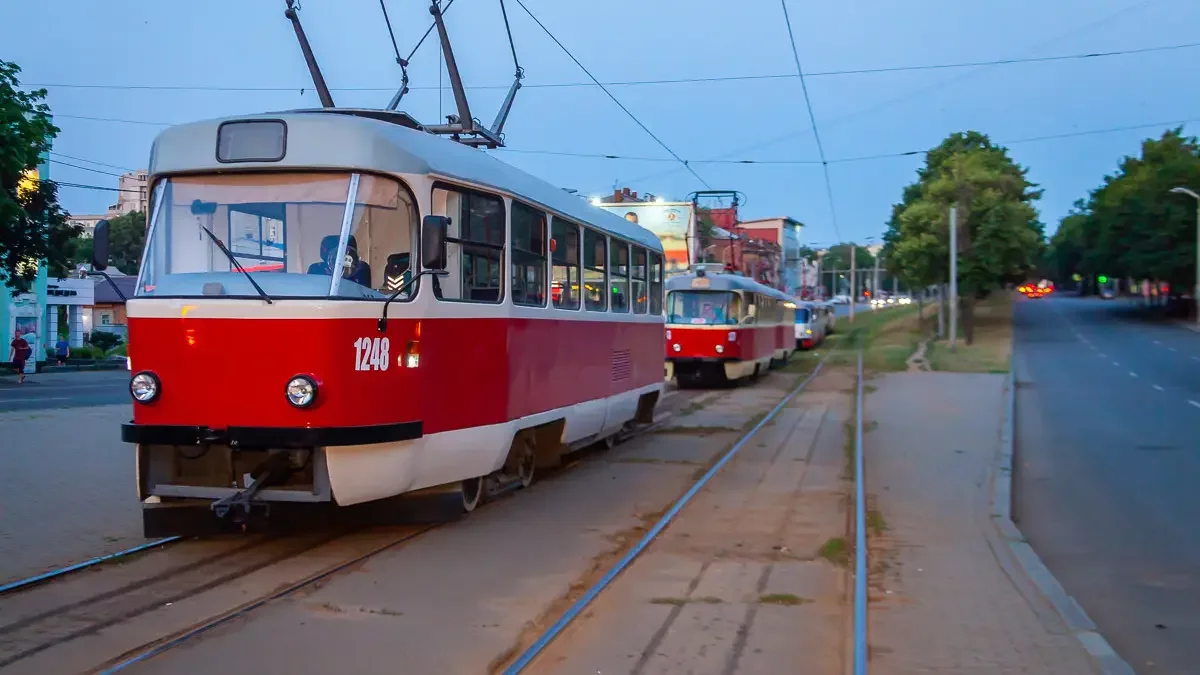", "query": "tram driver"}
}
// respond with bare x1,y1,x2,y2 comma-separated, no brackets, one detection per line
308,234,372,287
